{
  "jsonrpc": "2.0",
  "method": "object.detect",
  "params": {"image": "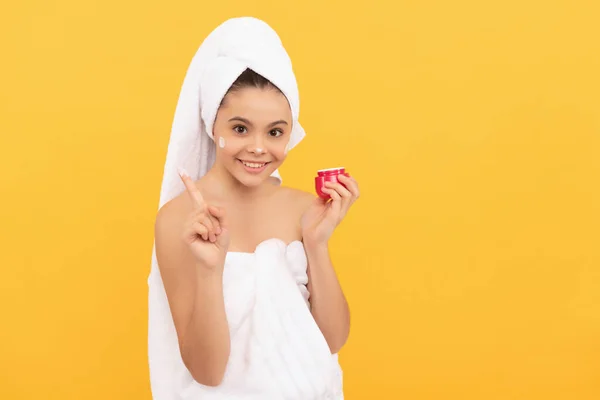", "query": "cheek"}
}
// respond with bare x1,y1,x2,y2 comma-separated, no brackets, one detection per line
217,135,243,155
269,141,288,159
280,137,293,157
